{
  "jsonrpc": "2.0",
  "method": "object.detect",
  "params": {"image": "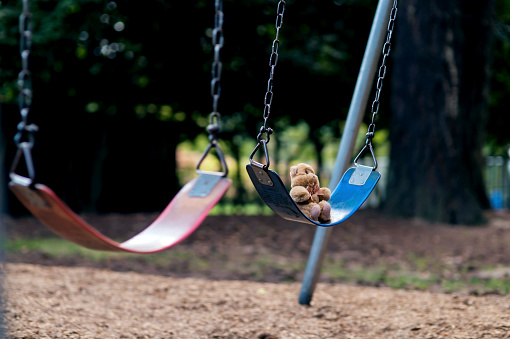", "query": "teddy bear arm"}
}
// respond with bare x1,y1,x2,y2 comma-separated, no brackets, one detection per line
319,187,332,201
290,186,311,203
